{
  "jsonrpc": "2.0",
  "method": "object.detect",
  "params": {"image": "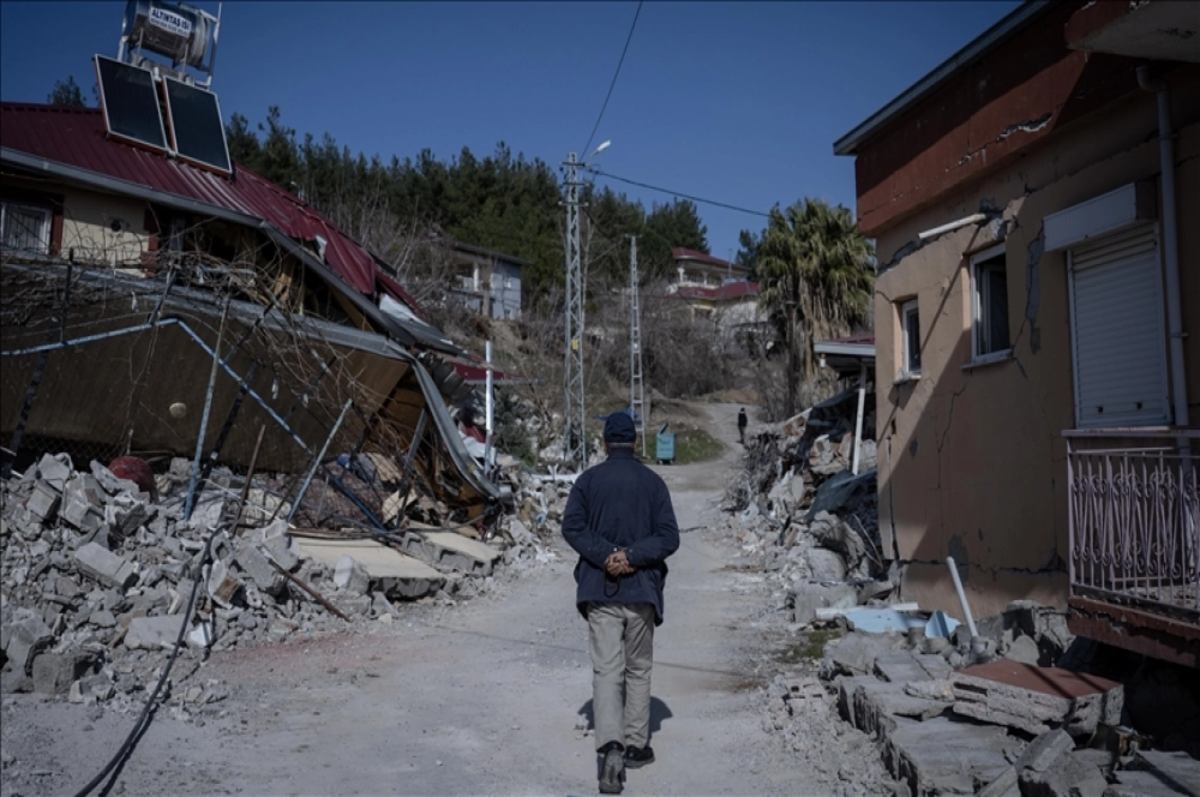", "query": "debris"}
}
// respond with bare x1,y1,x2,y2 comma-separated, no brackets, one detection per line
950,660,1123,737
73,543,137,590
